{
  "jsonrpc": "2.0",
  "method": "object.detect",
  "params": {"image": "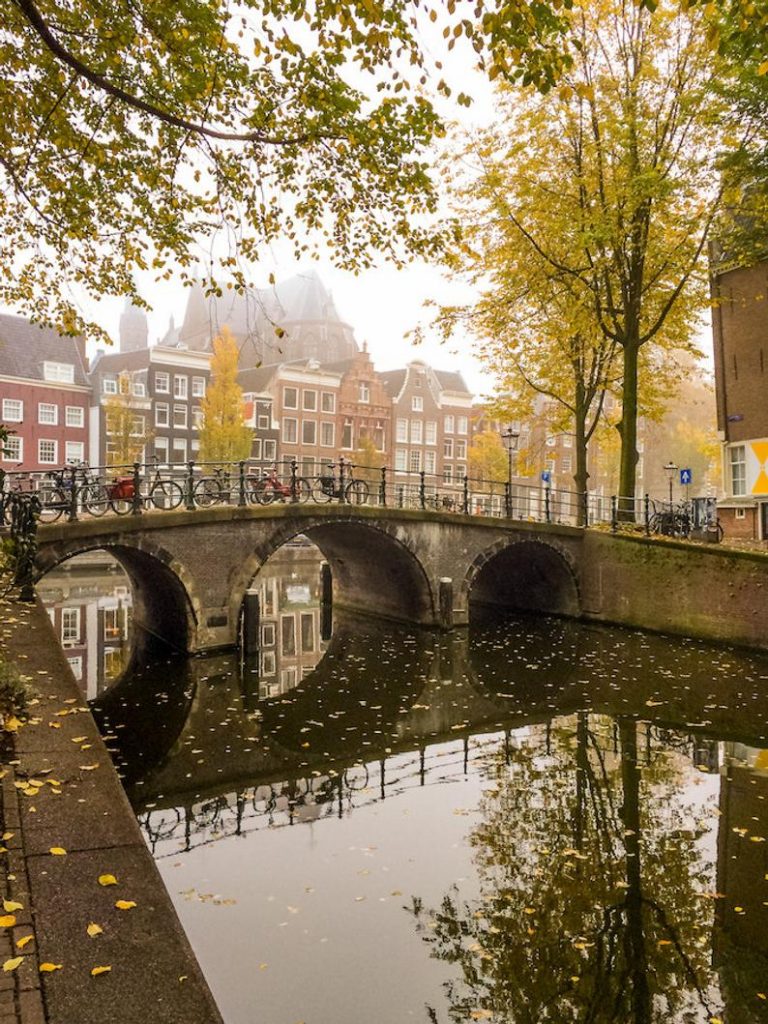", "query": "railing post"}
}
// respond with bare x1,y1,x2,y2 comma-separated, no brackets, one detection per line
611,495,618,533
338,457,347,504
462,475,469,515
290,458,298,503
419,470,426,510
582,490,589,528
505,481,512,519
379,466,387,507
185,460,196,510
67,465,78,523
238,461,247,507
545,485,551,524
644,493,650,536
131,462,143,516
